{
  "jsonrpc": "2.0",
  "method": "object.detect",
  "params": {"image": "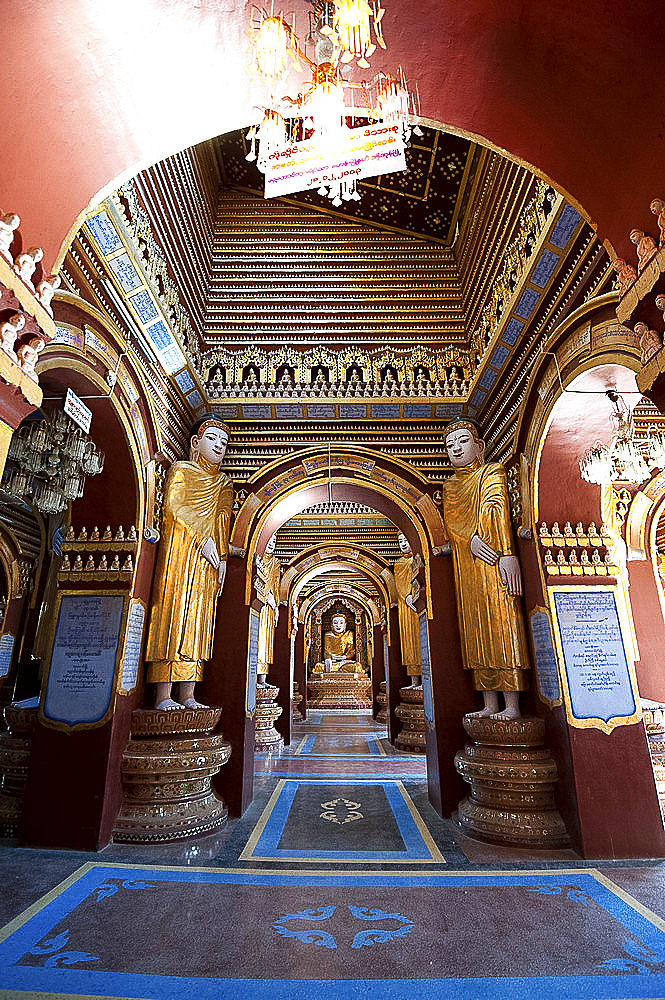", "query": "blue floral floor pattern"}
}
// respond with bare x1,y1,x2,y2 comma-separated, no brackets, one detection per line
1,864,664,999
